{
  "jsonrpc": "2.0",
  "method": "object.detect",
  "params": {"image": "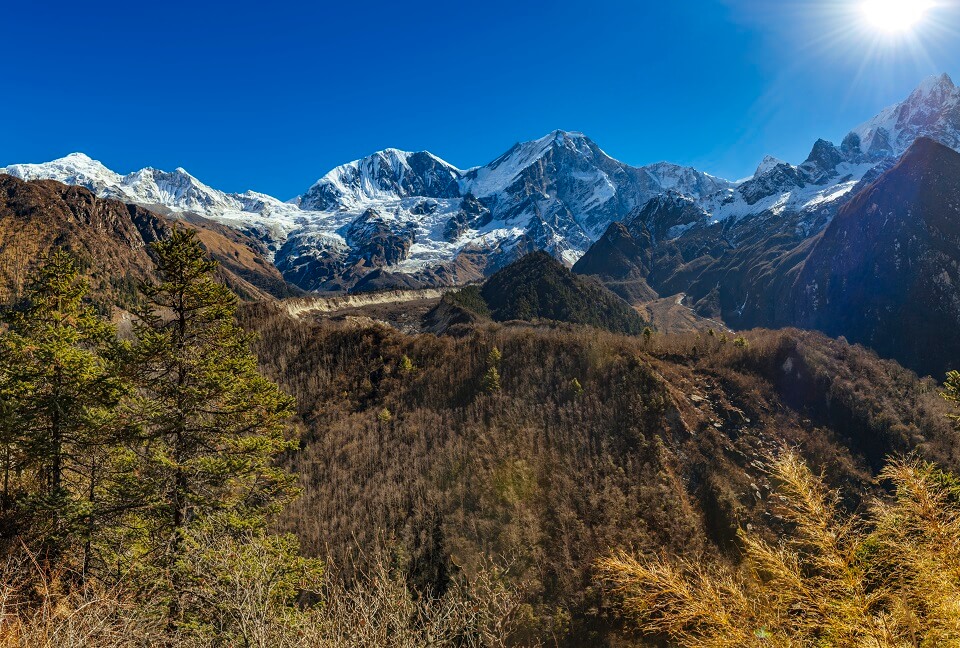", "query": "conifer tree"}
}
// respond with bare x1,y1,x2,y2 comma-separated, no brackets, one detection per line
127,228,297,596
483,346,502,393
0,250,128,566
483,366,502,393
0,373,17,516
